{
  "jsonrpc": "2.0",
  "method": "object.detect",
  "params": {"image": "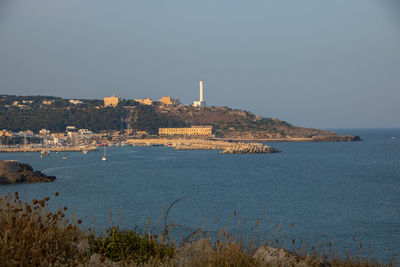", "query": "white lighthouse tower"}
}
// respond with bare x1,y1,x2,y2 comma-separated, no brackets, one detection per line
193,79,206,107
